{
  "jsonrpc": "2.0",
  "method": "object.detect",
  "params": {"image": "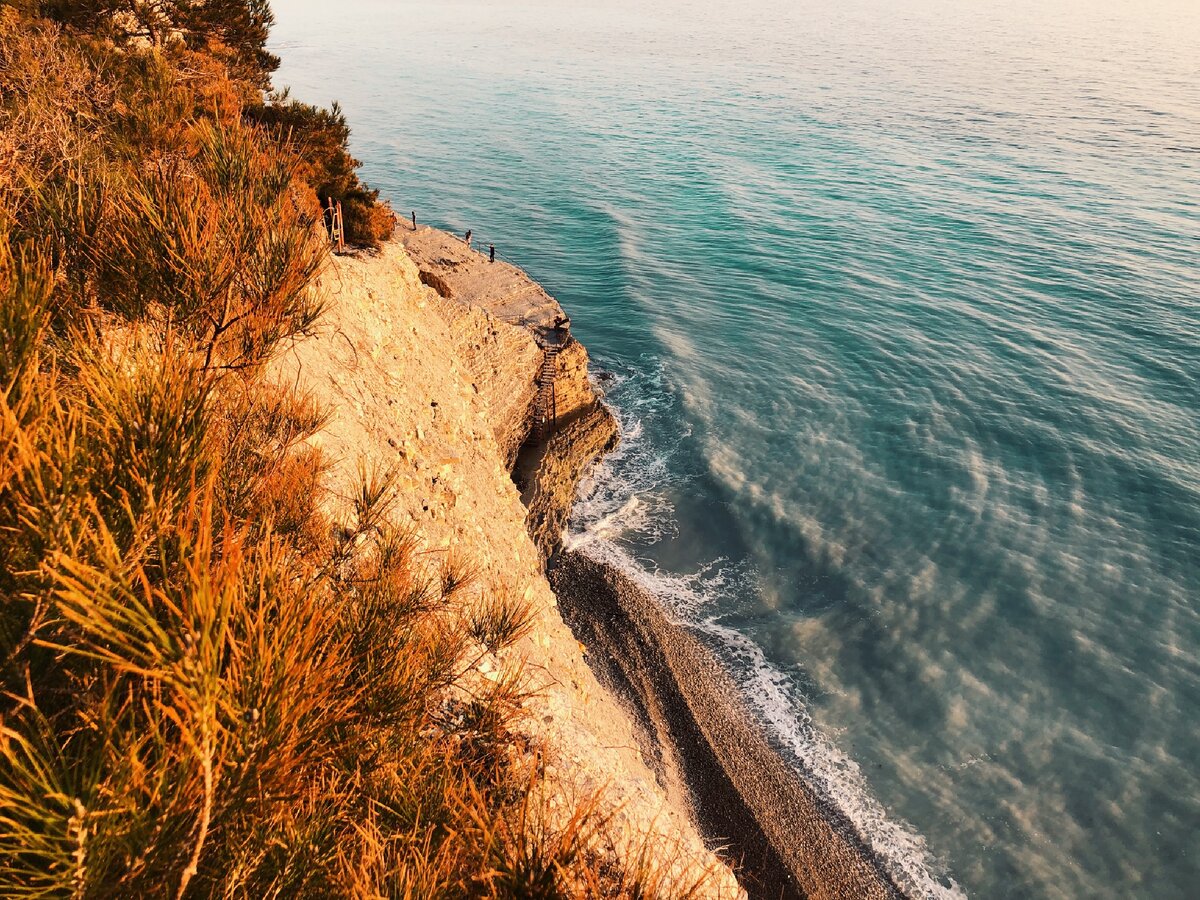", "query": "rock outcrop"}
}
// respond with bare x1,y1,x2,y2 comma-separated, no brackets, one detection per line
399,224,620,559
268,239,741,897
518,400,618,557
